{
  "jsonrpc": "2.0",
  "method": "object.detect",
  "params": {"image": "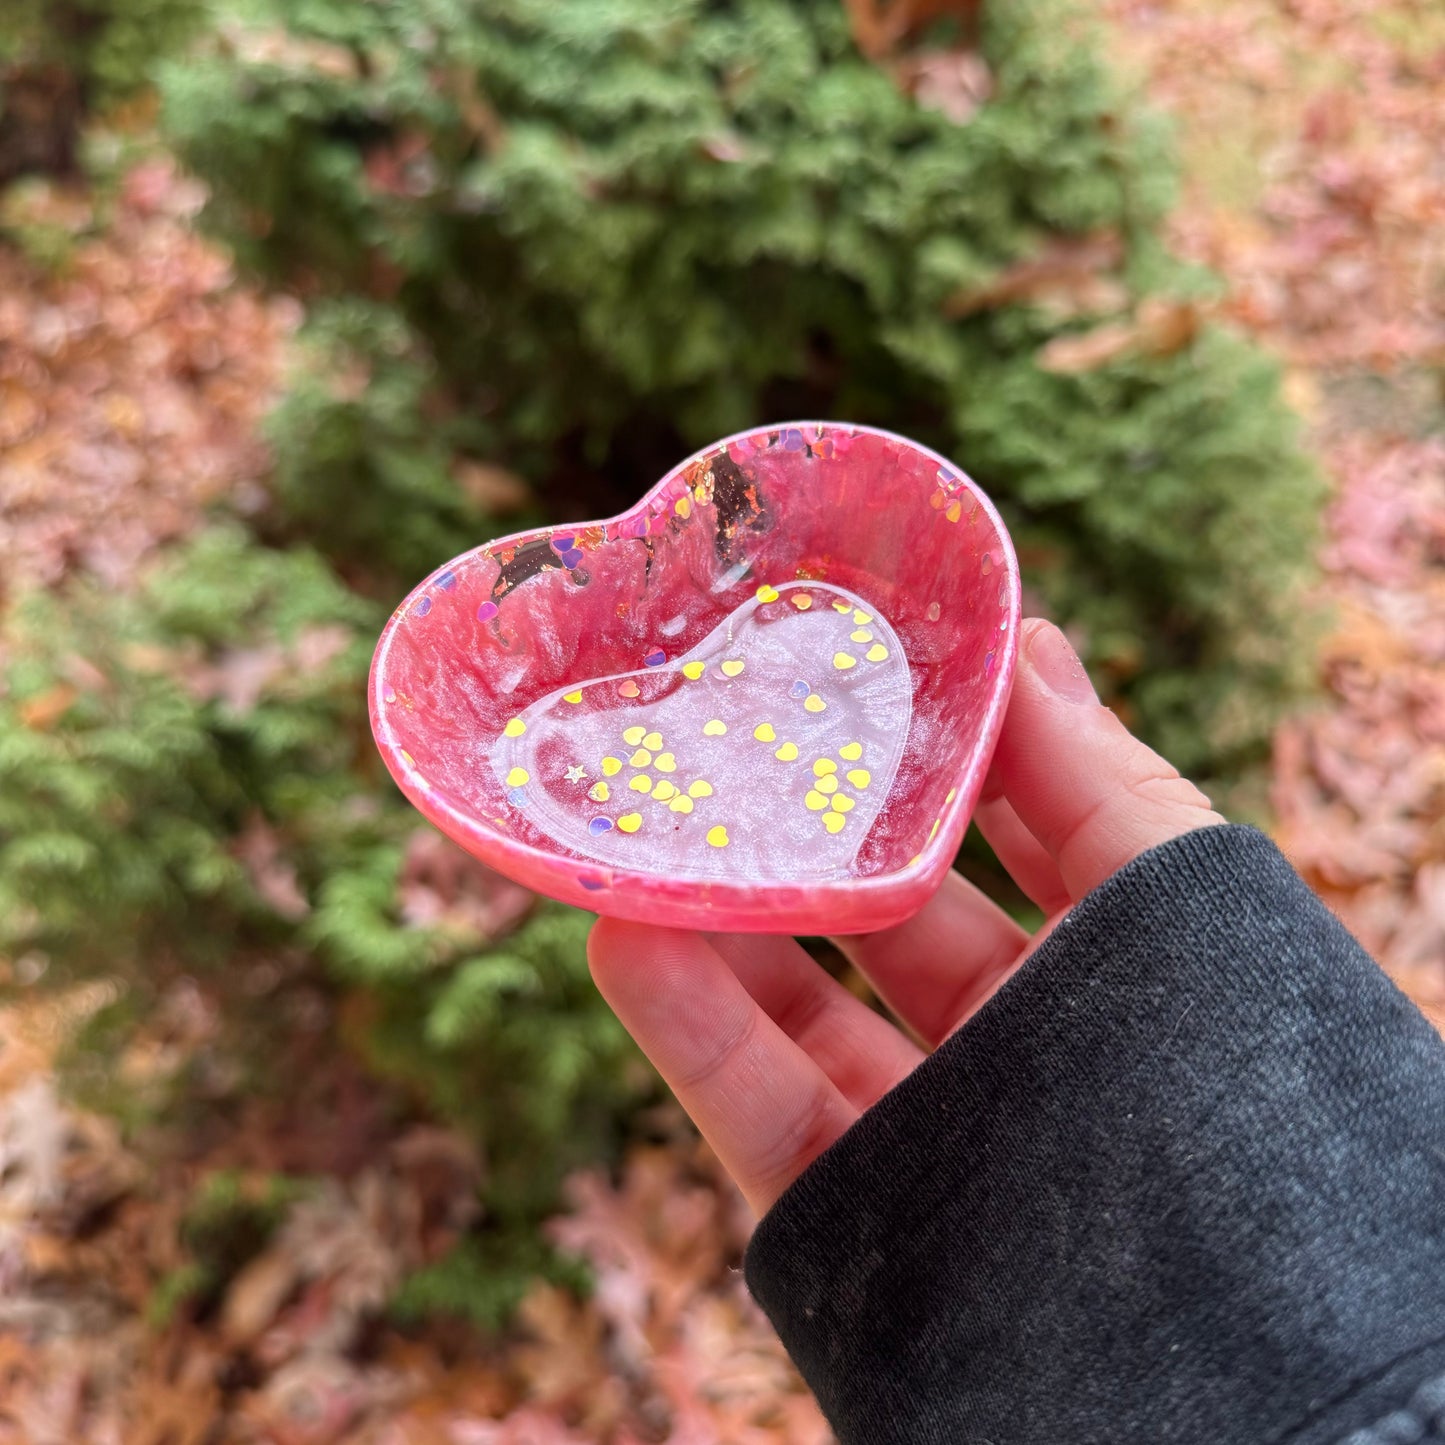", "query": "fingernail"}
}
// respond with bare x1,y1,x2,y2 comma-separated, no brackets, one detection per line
1026,622,1098,706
